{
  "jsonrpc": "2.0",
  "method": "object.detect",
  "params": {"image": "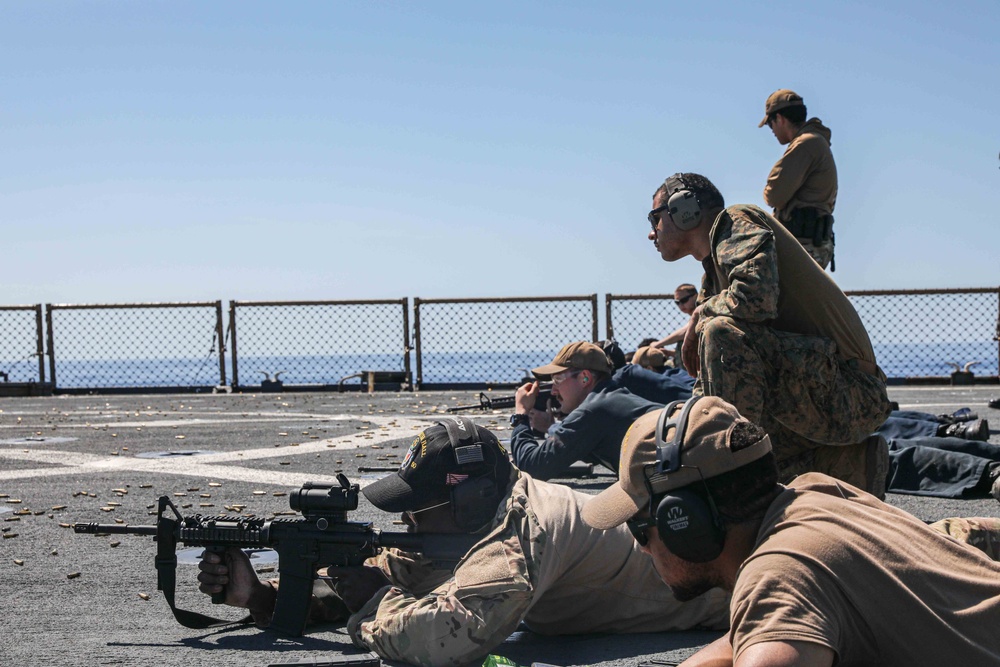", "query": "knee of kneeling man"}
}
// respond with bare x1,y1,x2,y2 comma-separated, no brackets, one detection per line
699,316,743,345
